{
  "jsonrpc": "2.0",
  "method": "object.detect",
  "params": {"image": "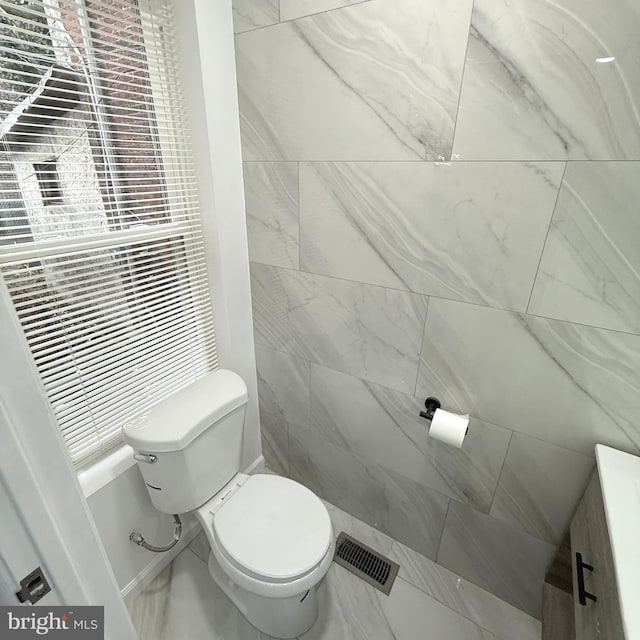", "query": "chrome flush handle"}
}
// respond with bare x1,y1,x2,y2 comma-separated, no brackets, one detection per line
133,453,157,464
